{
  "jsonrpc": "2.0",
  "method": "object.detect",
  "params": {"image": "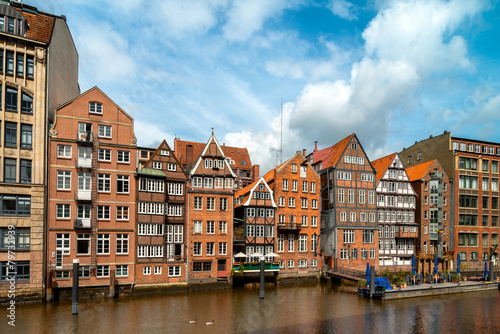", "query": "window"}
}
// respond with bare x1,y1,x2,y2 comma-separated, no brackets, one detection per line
116,206,129,220
26,56,34,79
348,190,354,203
363,230,374,243
98,124,112,138
283,179,289,191
0,195,31,216
340,249,348,259
77,234,90,255
143,266,151,275
204,178,213,188
311,199,318,209
288,234,295,252
117,175,130,193
117,151,130,163
5,122,17,147
194,197,203,210
97,206,110,220
3,158,16,183
340,212,347,222
89,102,103,114
153,161,162,169
292,180,298,191
301,198,308,209
98,174,111,192
6,87,17,111
56,233,70,255
0,228,30,249
459,176,478,189
57,171,71,190
206,242,215,255
79,266,91,278
97,234,110,254
338,189,345,203
220,198,228,211
288,197,295,208
192,177,202,188
168,266,181,277
299,235,307,252
302,181,308,192
20,124,32,149
116,234,129,254
56,204,71,219
225,178,234,189
98,149,111,162
115,265,128,277
344,230,355,243
57,145,72,158
292,163,297,173
6,51,14,75
207,197,215,211
194,220,202,234
20,93,33,114
167,163,176,171
311,182,316,193
193,242,202,256
207,221,215,234
350,212,356,222
458,233,478,246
